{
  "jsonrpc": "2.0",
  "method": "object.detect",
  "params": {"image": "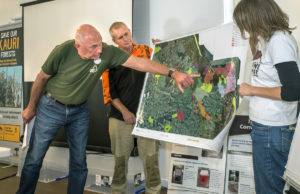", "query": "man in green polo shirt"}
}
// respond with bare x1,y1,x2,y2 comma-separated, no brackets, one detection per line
17,24,198,194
